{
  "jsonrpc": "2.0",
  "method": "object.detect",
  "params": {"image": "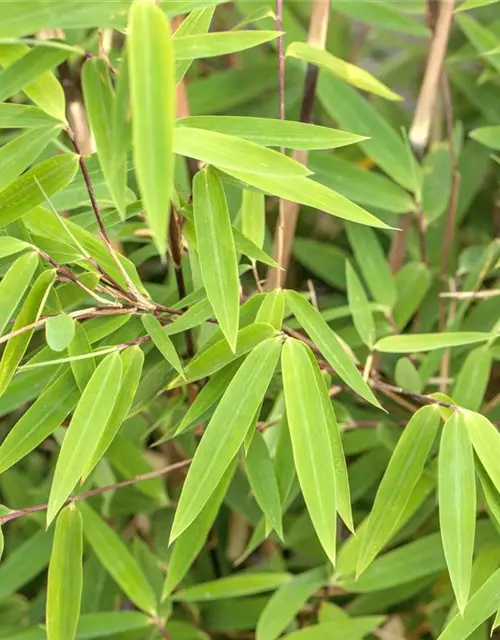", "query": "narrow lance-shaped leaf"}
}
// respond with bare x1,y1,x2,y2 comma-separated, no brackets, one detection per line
357,405,440,576
83,346,145,479
285,290,382,408
45,314,76,353
463,410,500,495
0,103,60,128
193,166,240,350
0,236,29,259
0,251,38,337
439,412,476,614
282,338,337,564
46,505,83,640
128,0,175,255
170,337,282,541
68,321,95,392
173,6,215,83
173,30,281,59
241,188,265,251
245,430,283,539
452,346,492,411
47,352,123,525
141,314,183,376
162,461,236,599
375,332,491,353
172,573,291,602
346,262,376,349
256,289,285,331
79,502,157,614
287,42,402,101
0,268,56,397
82,58,127,217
